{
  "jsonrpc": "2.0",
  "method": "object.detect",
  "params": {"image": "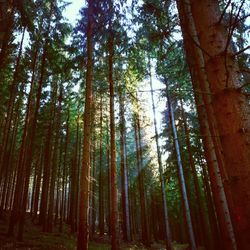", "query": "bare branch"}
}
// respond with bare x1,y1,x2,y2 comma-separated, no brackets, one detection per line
234,45,250,56
224,0,246,87
234,13,250,25
187,31,211,58
218,0,232,25
237,82,250,90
